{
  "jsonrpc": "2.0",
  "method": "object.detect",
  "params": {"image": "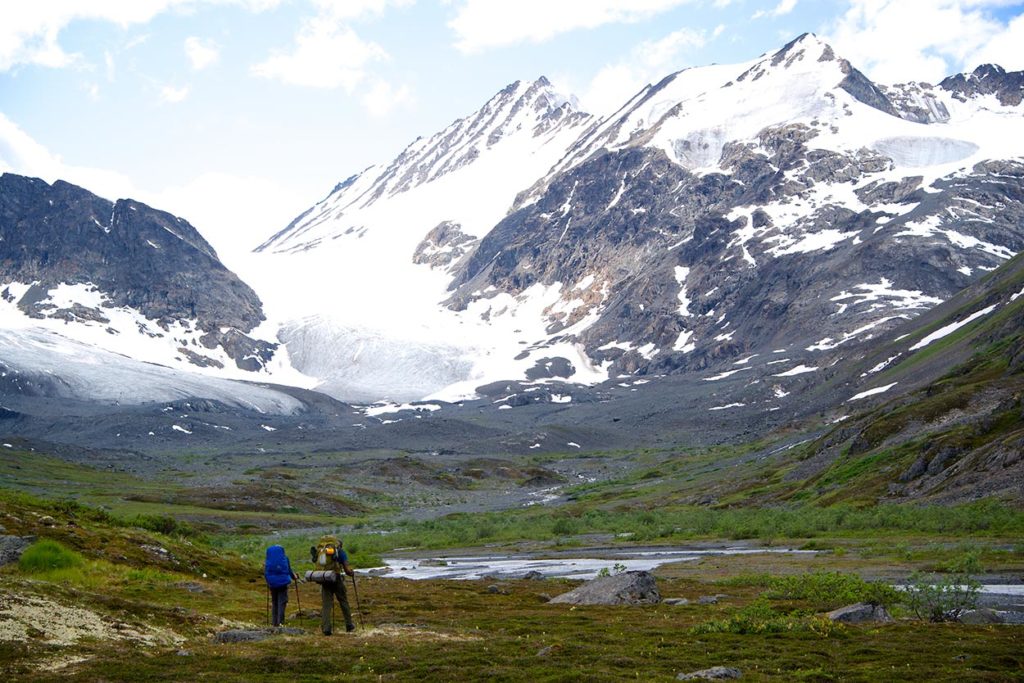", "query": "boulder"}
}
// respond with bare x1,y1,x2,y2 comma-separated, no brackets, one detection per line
826,602,893,624
0,535,35,567
663,598,690,606
213,627,304,643
959,608,1004,625
677,666,742,680
549,571,660,606
697,594,728,605
522,570,545,580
